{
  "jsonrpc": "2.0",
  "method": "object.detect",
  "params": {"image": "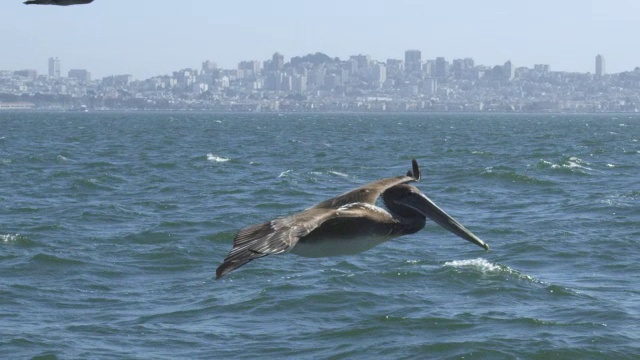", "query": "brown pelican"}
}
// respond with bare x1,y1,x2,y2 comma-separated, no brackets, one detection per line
24,0,93,5
216,159,489,279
